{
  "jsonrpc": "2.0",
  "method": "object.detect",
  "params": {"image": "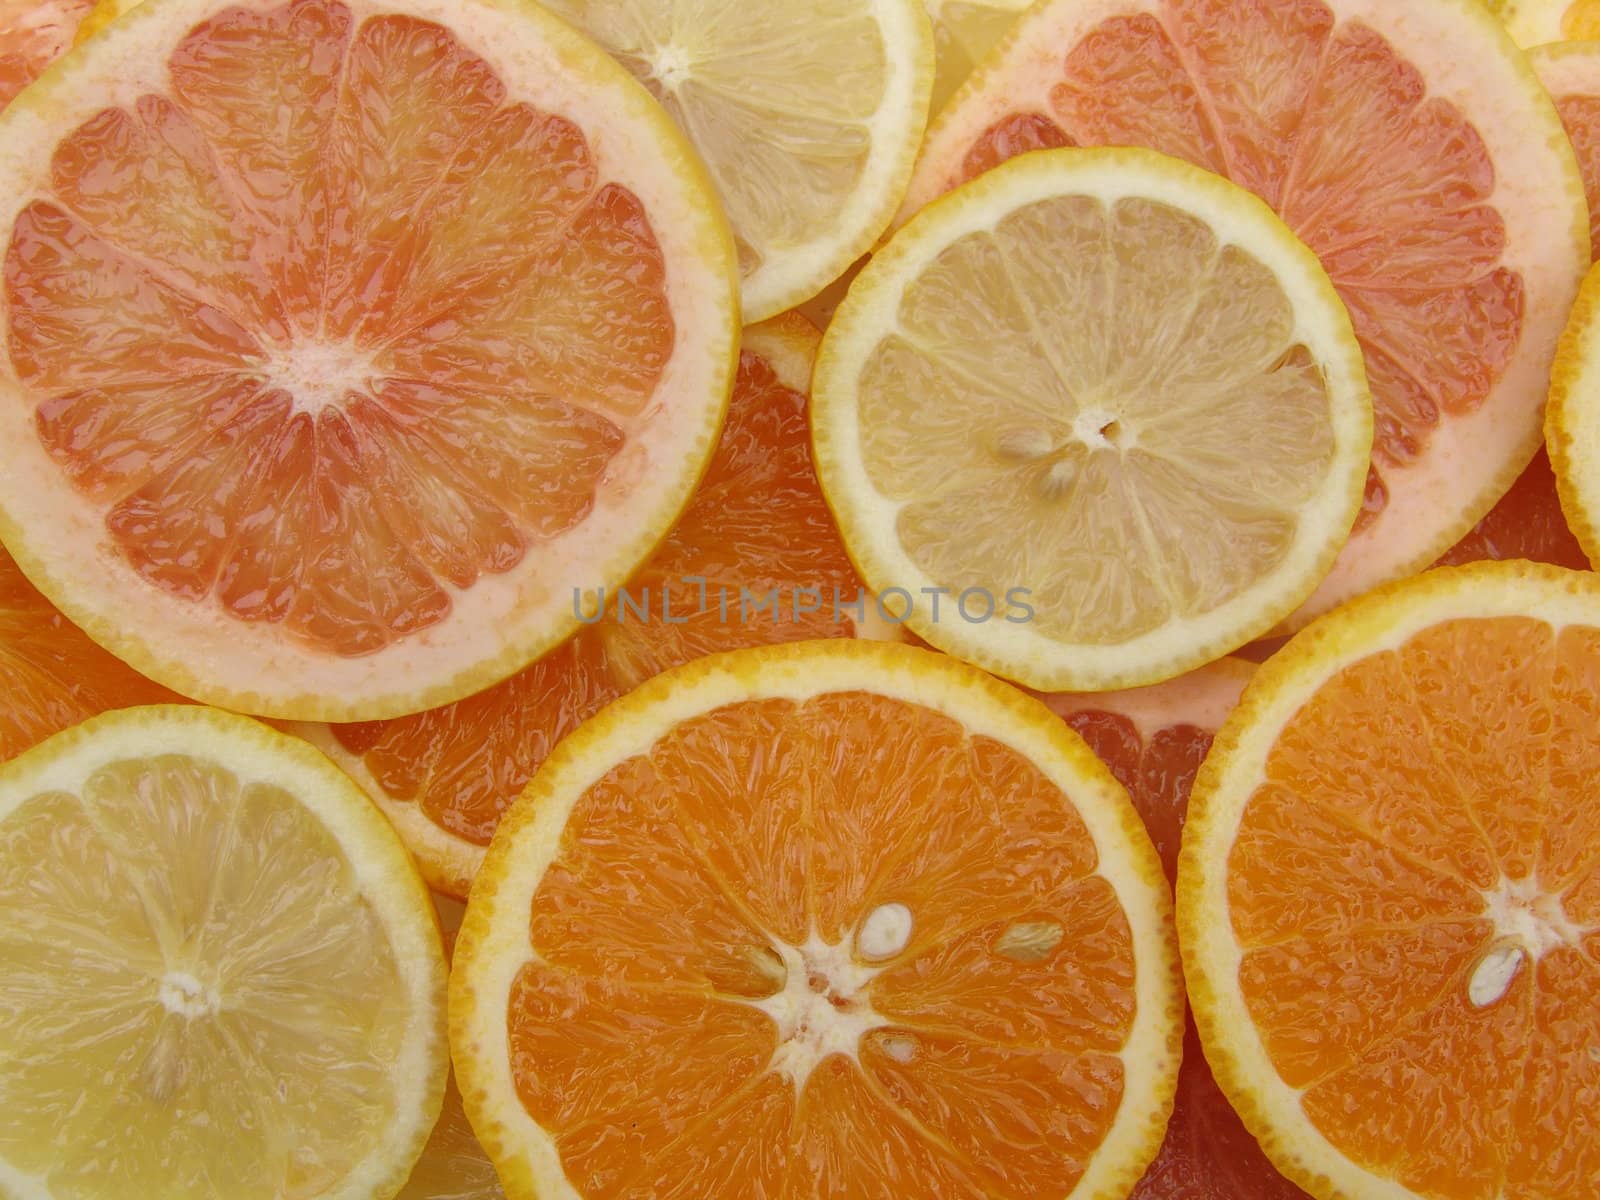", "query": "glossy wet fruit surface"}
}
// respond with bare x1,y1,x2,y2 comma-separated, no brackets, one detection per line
0,0,737,720
1182,562,1600,1200
905,0,1587,625
452,640,1181,1200
814,146,1371,692
0,0,91,106
0,706,447,1200
0,540,178,762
